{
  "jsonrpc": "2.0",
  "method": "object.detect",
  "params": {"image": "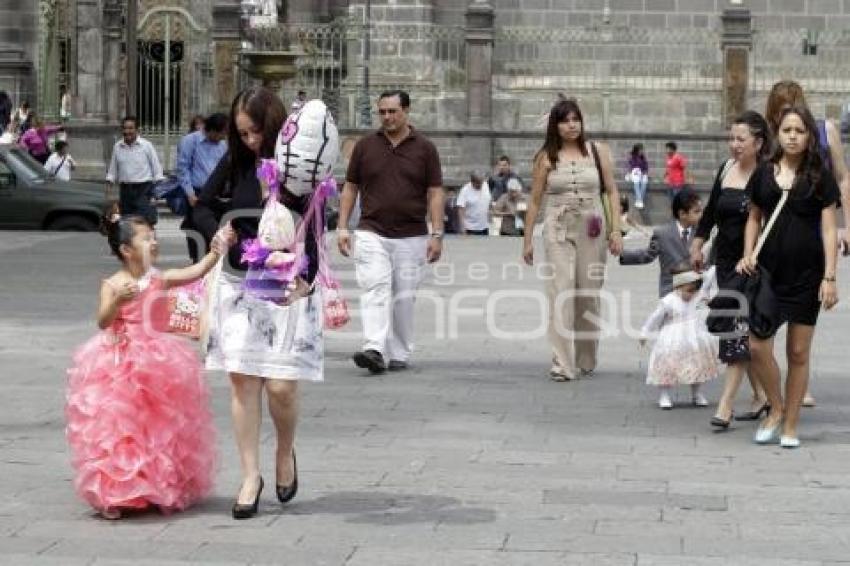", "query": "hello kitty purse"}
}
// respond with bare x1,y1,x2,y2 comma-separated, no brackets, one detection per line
164,278,205,338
